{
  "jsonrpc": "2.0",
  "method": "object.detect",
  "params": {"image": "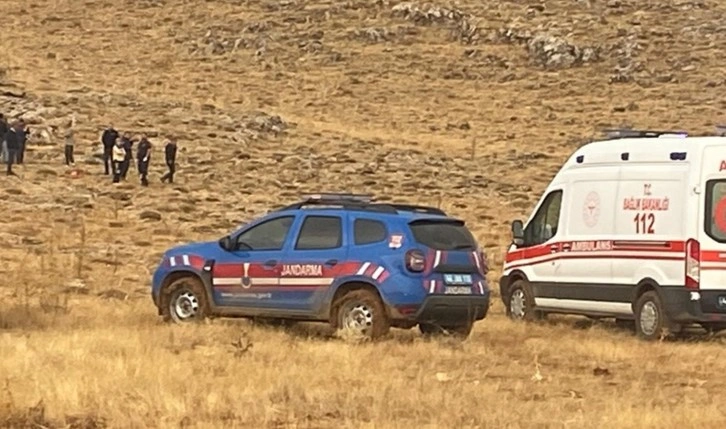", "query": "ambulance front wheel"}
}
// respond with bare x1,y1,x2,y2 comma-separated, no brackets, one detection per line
505,279,546,322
